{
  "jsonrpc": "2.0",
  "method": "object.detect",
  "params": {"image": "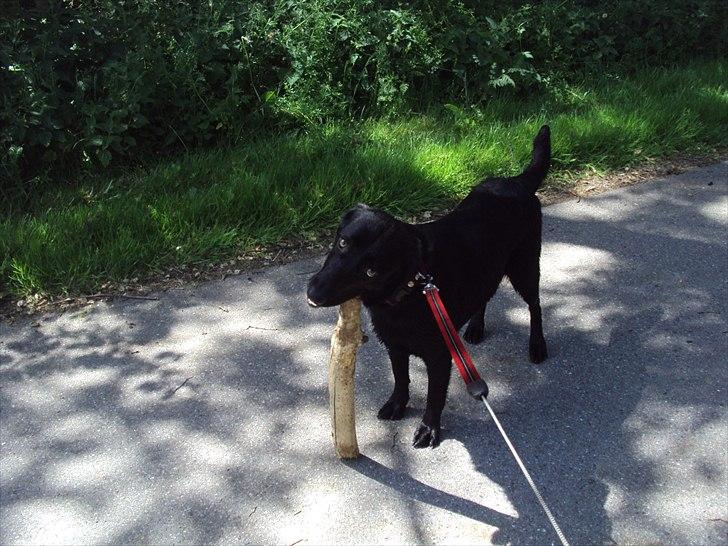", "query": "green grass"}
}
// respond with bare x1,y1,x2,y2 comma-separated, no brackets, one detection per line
2,60,727,298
